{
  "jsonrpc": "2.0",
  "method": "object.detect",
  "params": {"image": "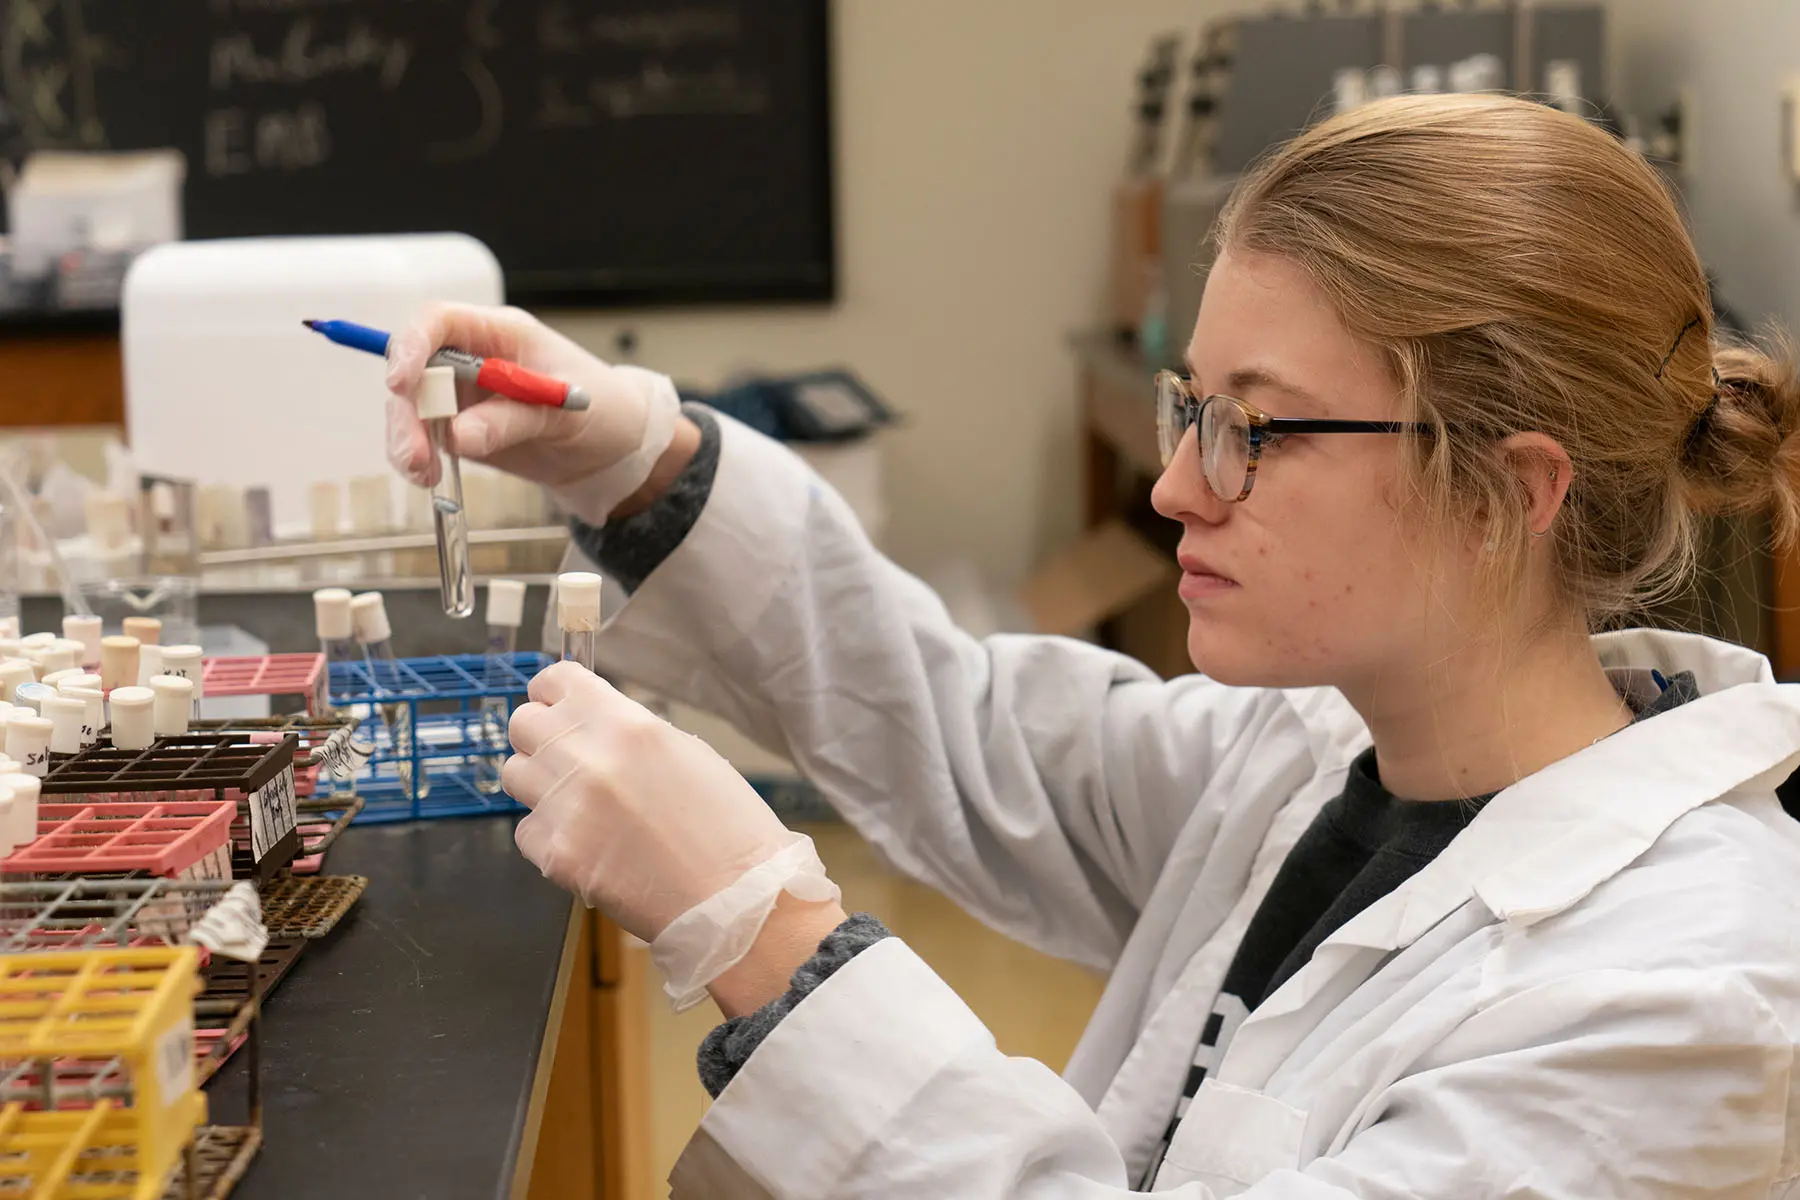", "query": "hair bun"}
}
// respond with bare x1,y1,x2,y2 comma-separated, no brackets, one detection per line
1686,336,1800,545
